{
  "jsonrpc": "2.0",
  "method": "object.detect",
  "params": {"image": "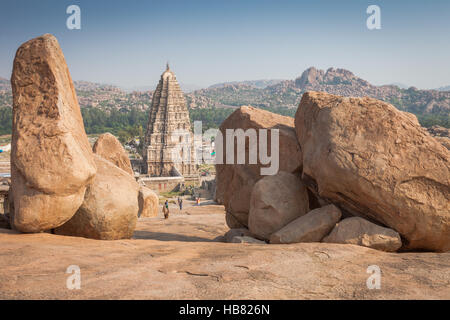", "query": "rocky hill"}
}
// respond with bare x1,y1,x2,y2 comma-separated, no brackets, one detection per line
1,67,449,128
209,79,284,89
0,78,12,109
0,78,153,111
186,67,450,119
437,85,450,92
294,67,450,116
